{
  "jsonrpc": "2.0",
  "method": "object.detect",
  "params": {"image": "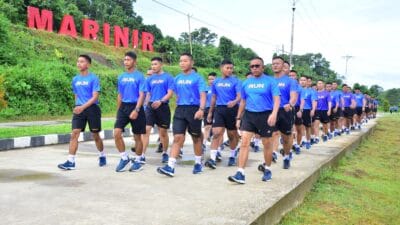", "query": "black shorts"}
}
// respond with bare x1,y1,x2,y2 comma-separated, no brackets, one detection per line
329,107,339,121
212,105,238,130
337,107,343,118
240,110,274,138
355,107,363,116
203,107,213,126
294,106,303,126
314,110,330,124
145,102,171,129
114,102,146,134
275,108,293,135
72,104,101,132
302,109,312,127
173,105,202,137
365,107,370,113
343,107,354,119
373,108,377,113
